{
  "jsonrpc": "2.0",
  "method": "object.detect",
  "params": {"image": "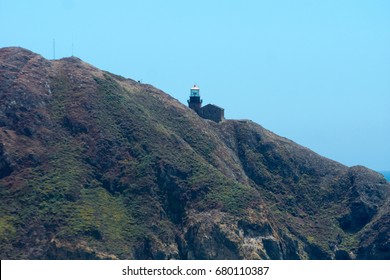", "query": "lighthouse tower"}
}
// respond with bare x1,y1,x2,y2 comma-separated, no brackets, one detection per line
187,85,202,112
